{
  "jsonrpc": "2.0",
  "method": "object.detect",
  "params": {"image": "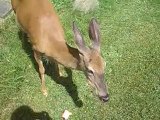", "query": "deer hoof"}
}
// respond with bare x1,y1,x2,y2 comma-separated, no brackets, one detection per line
59,72,63,77
42,89,48,97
